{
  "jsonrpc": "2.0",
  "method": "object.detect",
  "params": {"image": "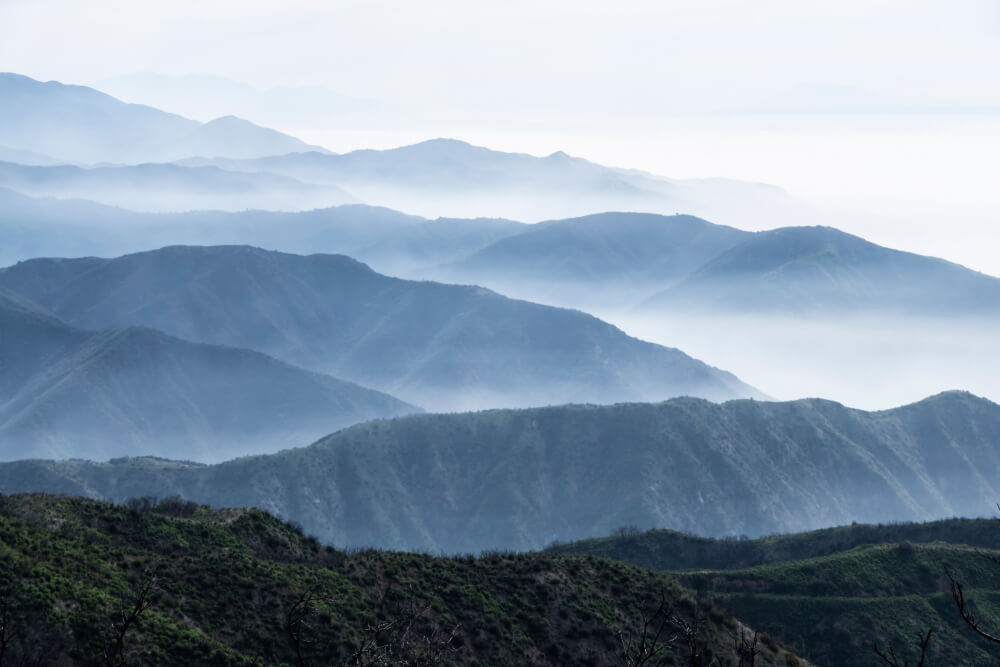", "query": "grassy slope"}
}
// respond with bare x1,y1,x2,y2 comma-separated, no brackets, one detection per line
550,520,1000,666
0,493,802,666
